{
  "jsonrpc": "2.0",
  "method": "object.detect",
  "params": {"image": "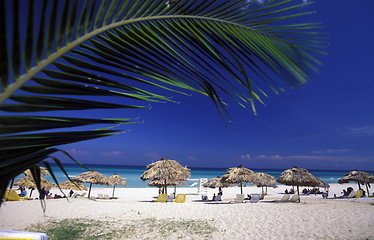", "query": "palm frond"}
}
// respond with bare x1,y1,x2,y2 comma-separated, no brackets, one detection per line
0,0,325,201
